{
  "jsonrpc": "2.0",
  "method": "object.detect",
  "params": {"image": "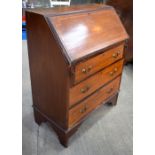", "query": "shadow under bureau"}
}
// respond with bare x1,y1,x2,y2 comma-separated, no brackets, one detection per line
26,4,128,147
